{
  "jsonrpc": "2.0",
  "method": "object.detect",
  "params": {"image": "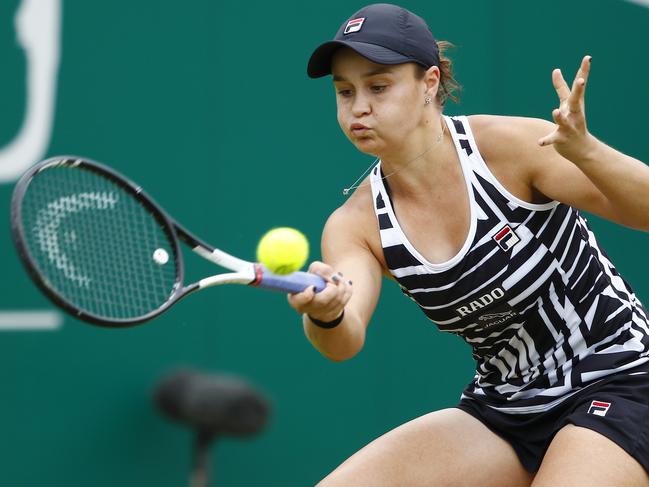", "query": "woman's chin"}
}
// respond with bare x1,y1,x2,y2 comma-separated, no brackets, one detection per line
352,138,382,156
